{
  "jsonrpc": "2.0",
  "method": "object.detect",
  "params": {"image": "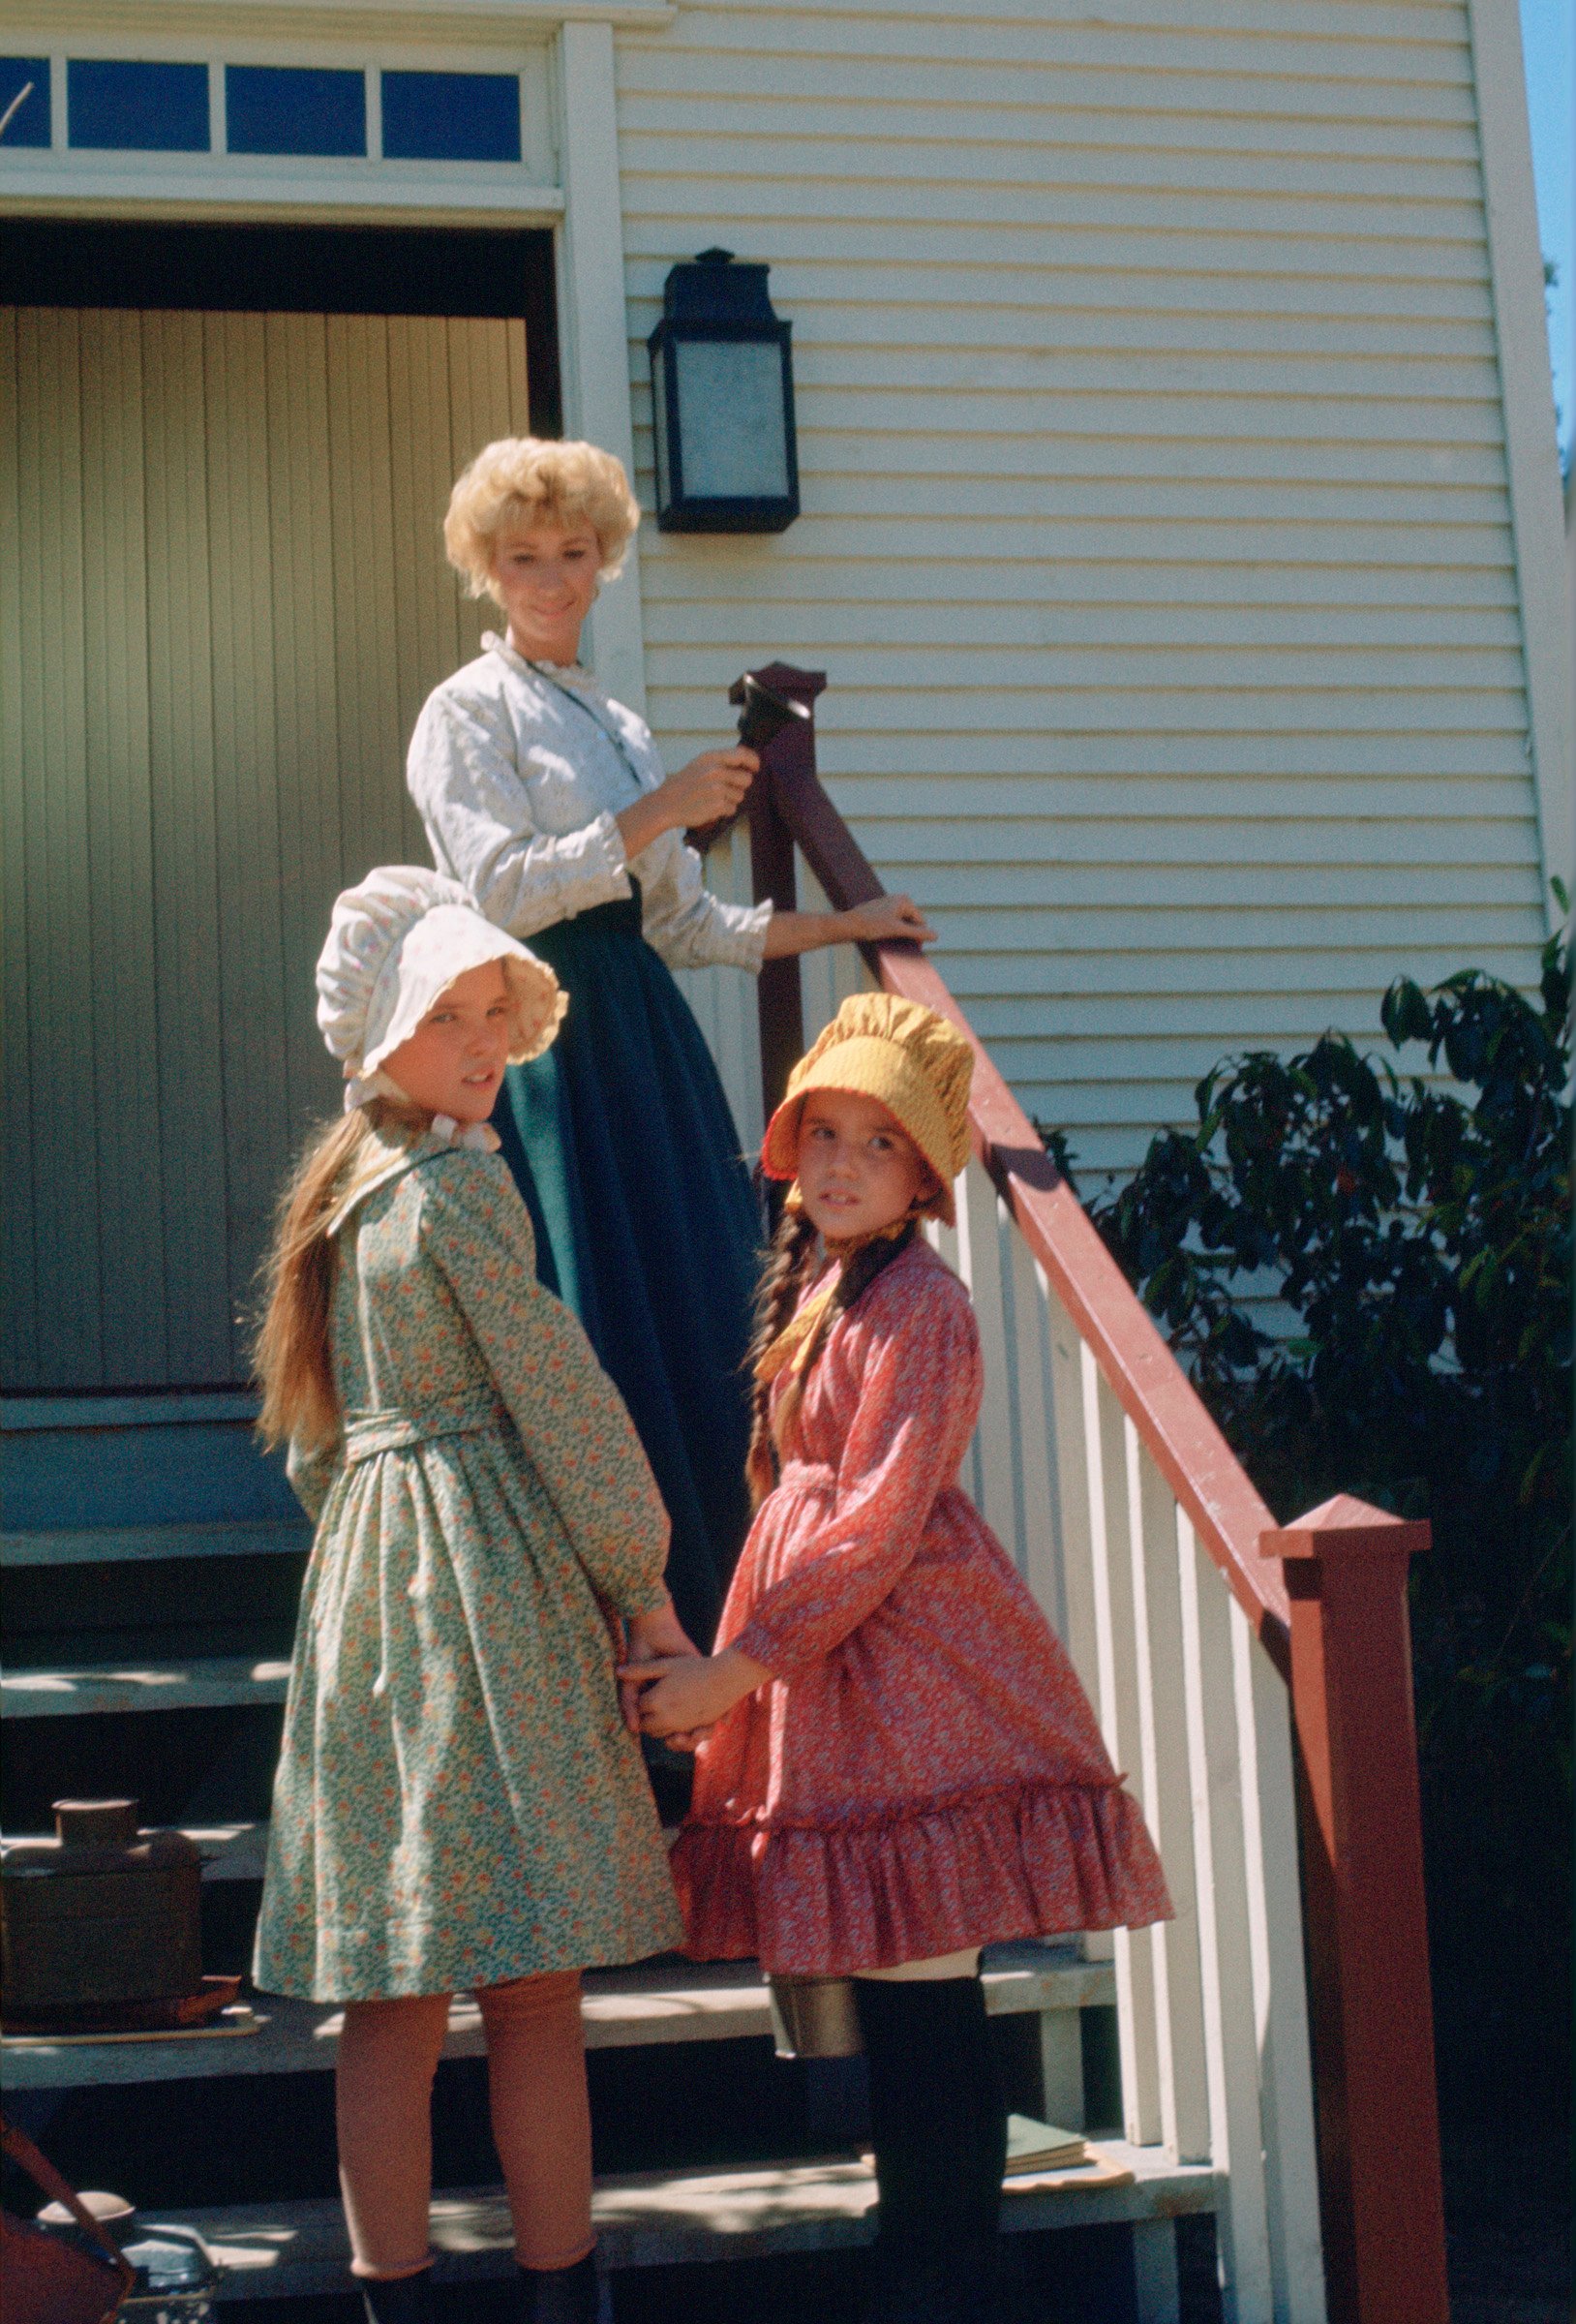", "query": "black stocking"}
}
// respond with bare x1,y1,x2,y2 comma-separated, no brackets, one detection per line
853,1973,1008,2285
